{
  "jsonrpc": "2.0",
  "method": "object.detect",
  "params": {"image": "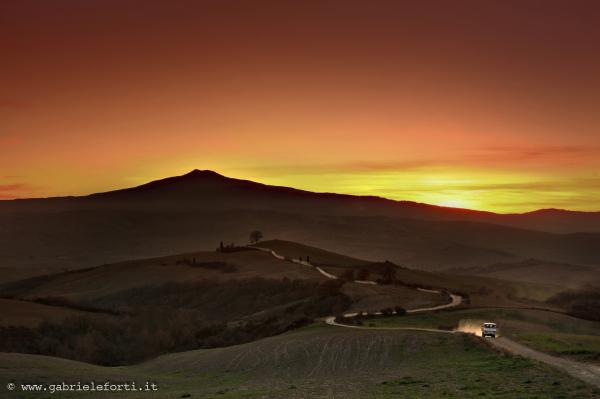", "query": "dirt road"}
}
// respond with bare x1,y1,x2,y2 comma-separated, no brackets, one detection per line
324,317,600,388
489,337,600,389
250,246,341,280
255,245,600,389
